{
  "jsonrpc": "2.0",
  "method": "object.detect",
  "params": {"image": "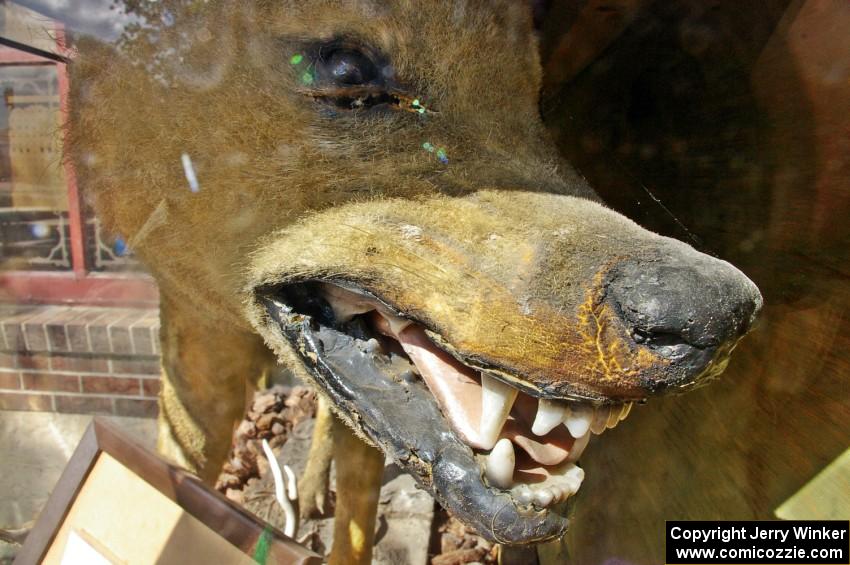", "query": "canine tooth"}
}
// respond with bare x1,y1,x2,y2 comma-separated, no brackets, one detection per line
566,432,590,463
620,402,633,421
484,438,515,489
590,407,609,435
534,489,554,507
479,374,518,449
563,404,593,438
532,399,566,436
